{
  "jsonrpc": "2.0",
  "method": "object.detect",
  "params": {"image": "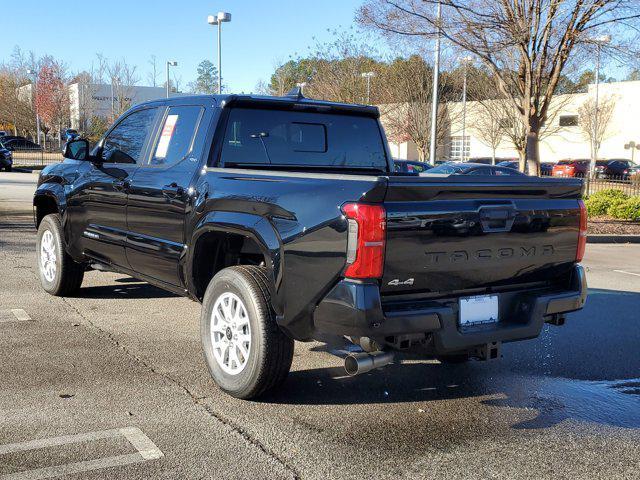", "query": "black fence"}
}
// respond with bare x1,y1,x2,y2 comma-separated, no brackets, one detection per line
545,172,640,196
10,148,63,168
583,175,640,196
